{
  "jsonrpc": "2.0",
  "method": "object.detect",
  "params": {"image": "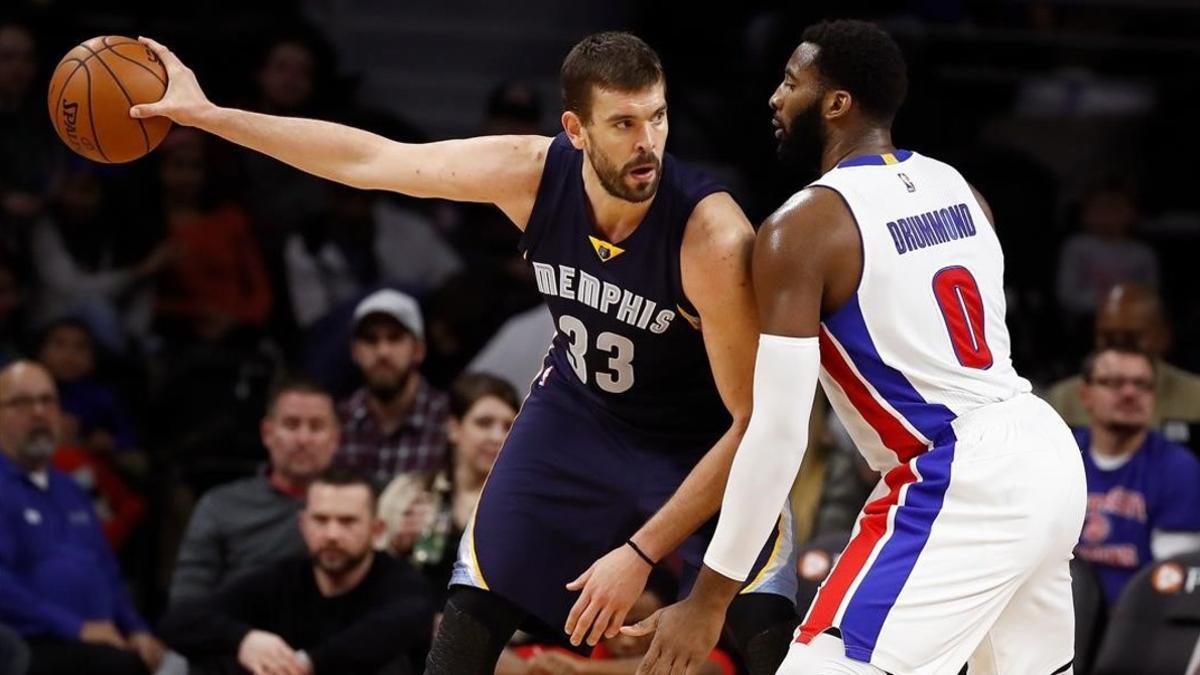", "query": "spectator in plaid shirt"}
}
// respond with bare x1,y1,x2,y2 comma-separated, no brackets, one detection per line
336,289,449,487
